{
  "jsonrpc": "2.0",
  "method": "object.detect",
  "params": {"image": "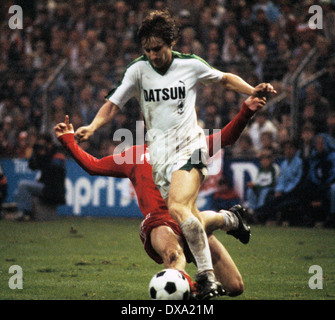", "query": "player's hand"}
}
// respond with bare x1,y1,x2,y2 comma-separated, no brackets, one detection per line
244,95,267,111
252,83,277,99
74,125,94,143
54,115,74,138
